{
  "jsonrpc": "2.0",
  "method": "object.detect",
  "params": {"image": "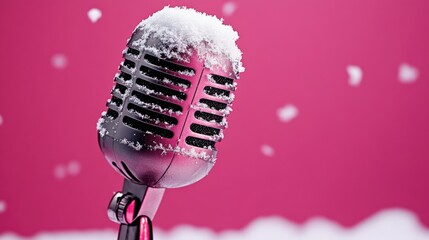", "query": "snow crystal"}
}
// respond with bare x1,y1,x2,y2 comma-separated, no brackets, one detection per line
178,69,196,77
113,88,130,98
87,8,102,23
120,138,143,151
399,63,419,83
277,104,298,122
150,142,216,162
96,117,108,137
261,144,275,157
219,106,233,115
132,6,244,77
51,54,68,69
0,200,6,213
223,2,237,17
347,65,362,87
210,132,224,141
